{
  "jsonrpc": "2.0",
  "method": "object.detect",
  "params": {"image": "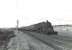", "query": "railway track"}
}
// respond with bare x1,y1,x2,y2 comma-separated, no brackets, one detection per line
22,31,72,50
